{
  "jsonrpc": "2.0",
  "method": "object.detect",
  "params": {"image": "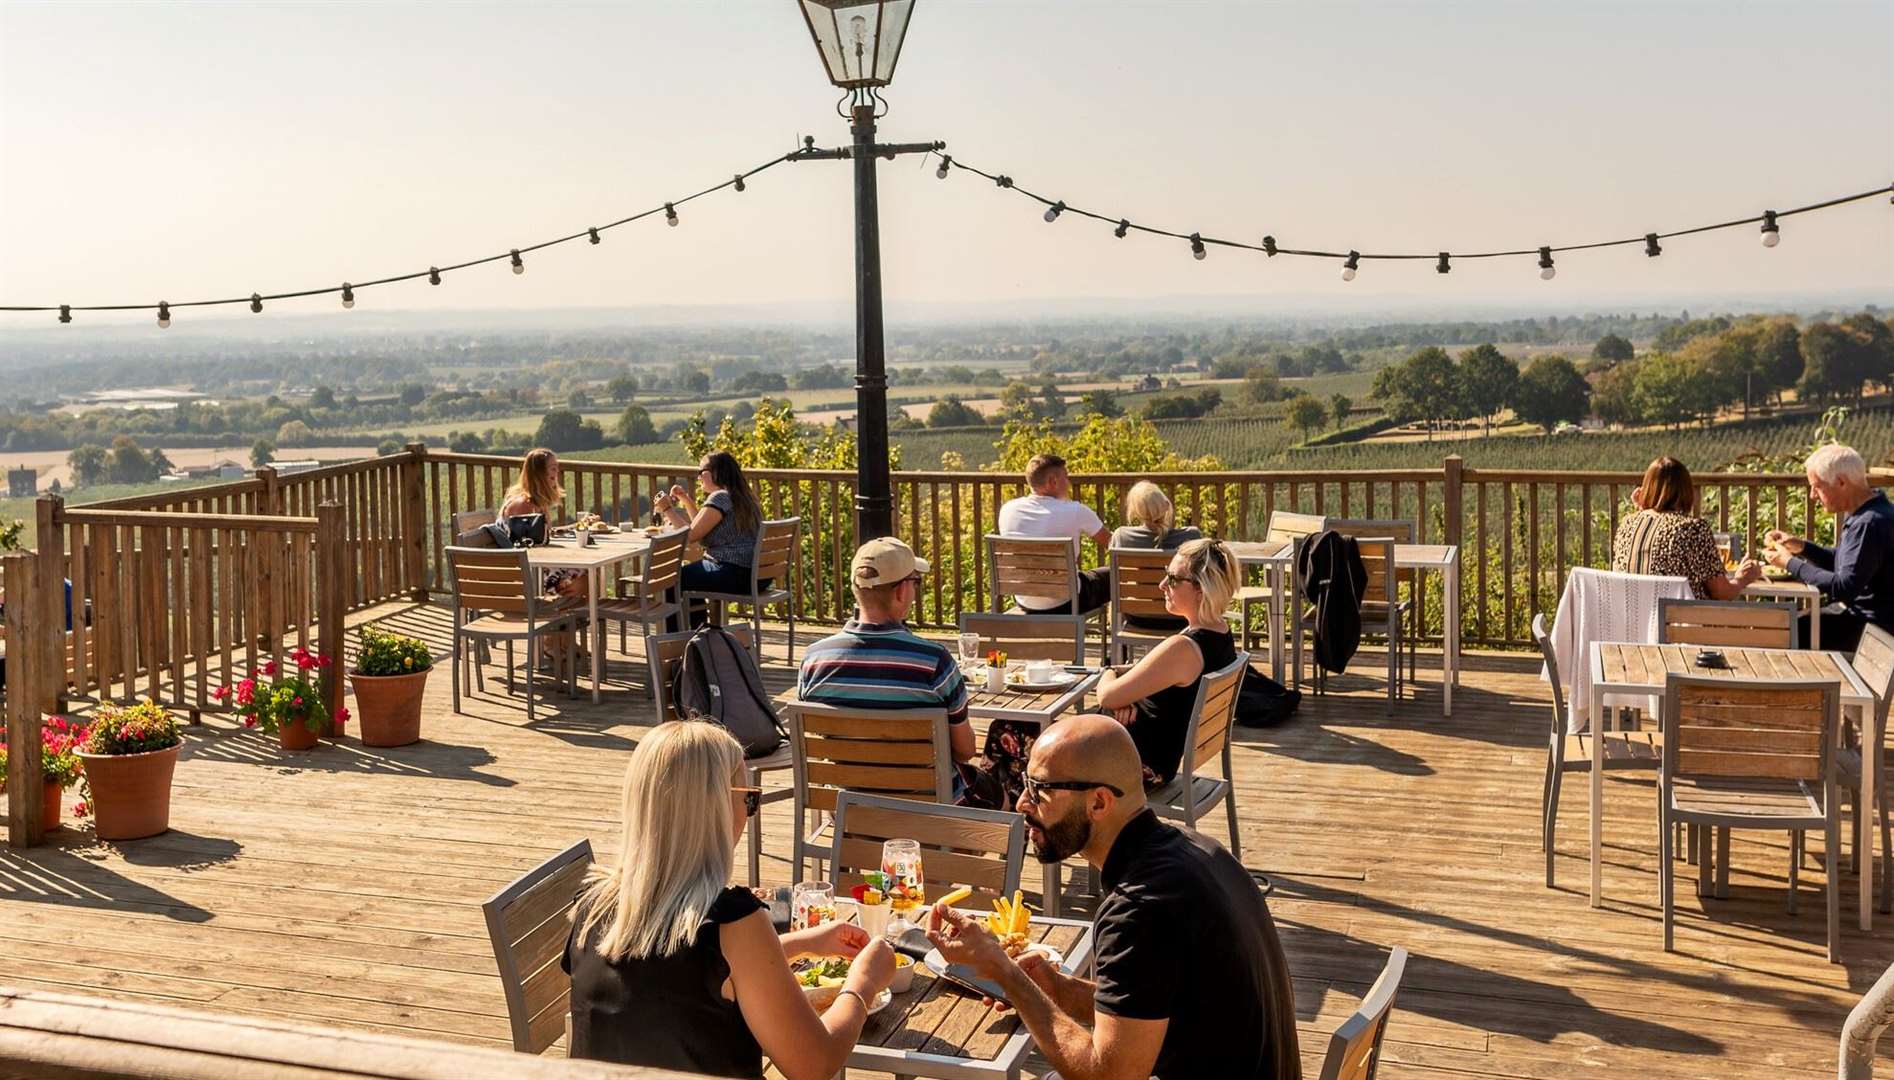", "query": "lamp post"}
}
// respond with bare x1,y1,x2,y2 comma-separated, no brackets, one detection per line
793,0,939,543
